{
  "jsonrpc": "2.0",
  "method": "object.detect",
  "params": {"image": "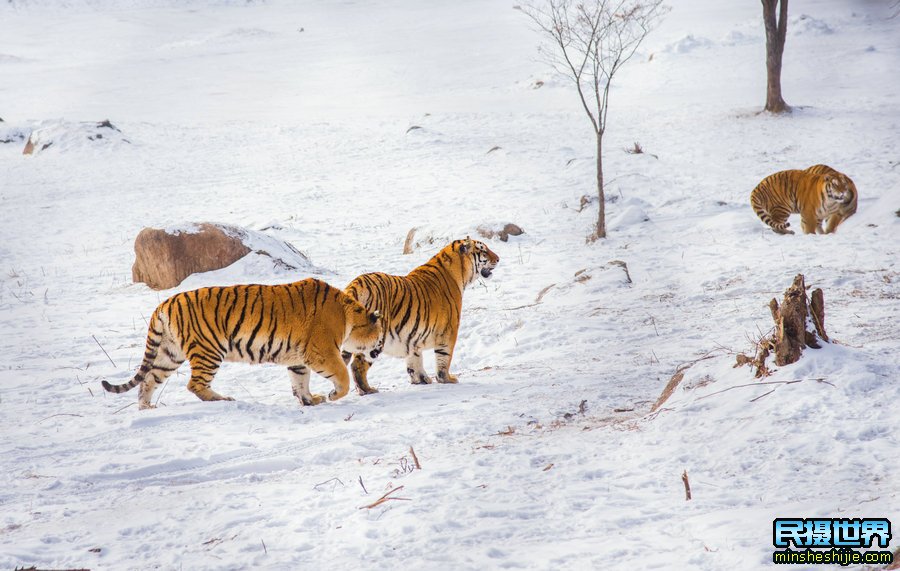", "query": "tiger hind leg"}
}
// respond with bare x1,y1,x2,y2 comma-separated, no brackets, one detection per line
765,207,795,235
136,343,186,410
406,350,432,385
186,354,232,403
288,364,324,406
350,353,379,395
434,343,458,384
